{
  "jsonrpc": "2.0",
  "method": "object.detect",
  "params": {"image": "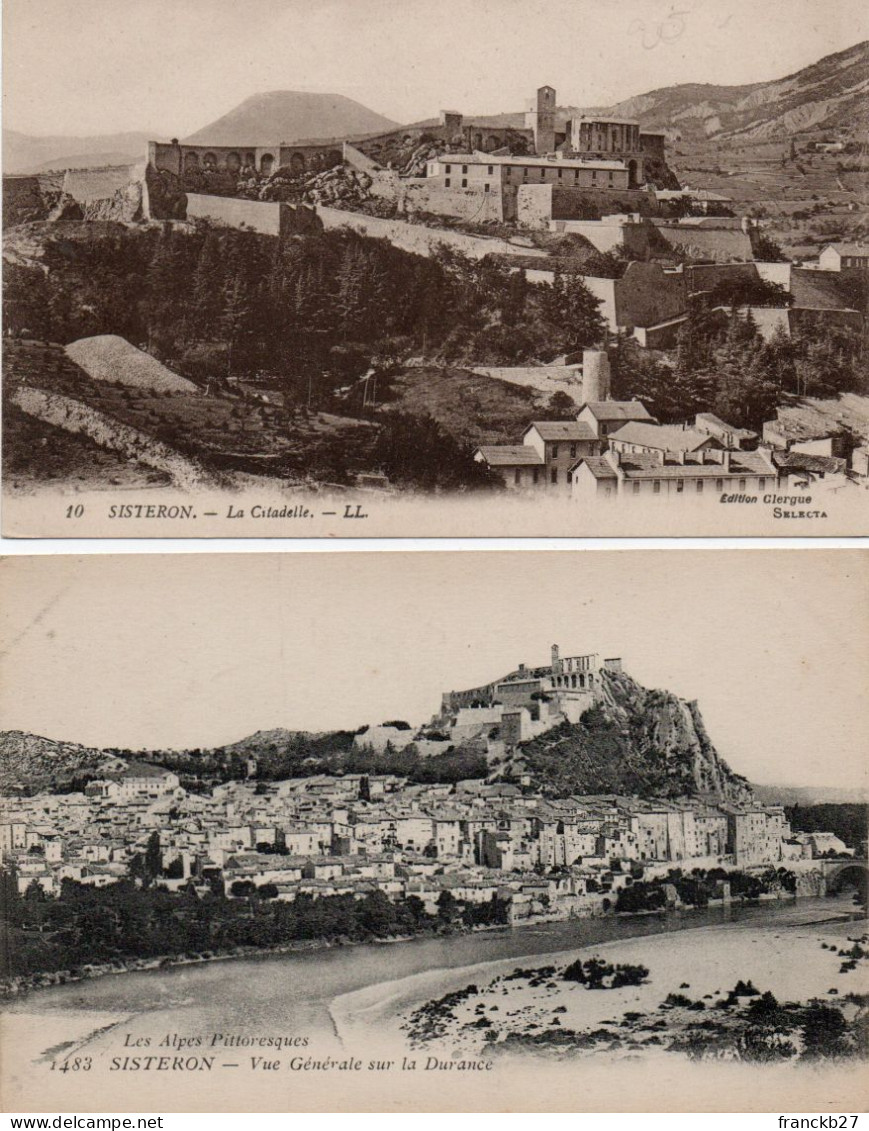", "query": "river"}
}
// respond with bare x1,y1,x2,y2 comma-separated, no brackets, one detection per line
2,897,865,1112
